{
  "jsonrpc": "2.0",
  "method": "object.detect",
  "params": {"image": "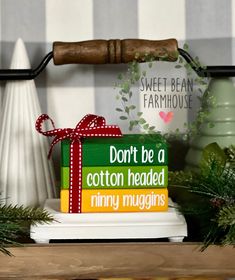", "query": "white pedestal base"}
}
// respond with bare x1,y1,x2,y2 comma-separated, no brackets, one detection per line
30,199,187,243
